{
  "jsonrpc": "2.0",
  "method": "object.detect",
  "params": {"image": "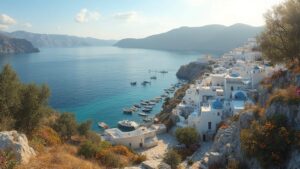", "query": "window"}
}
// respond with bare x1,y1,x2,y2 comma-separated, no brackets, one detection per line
217,112,220,116
208,122,212,130
231,86,234,91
